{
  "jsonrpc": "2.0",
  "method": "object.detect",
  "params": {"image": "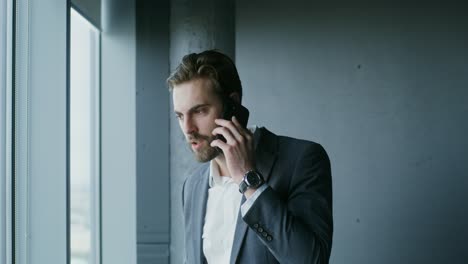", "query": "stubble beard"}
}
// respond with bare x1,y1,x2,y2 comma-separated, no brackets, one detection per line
187,133,221,163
